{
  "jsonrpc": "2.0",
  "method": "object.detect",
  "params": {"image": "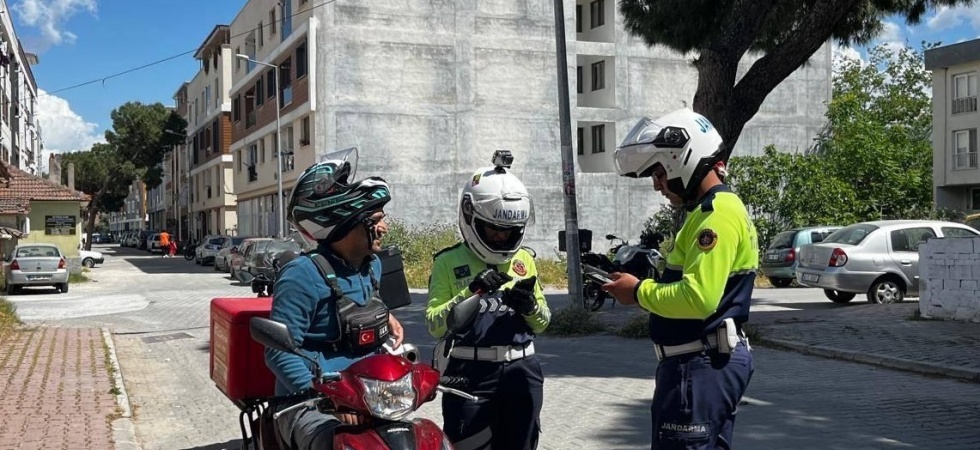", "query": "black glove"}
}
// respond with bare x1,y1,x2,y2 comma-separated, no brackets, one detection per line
501,276,538,315
468,269,512,295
